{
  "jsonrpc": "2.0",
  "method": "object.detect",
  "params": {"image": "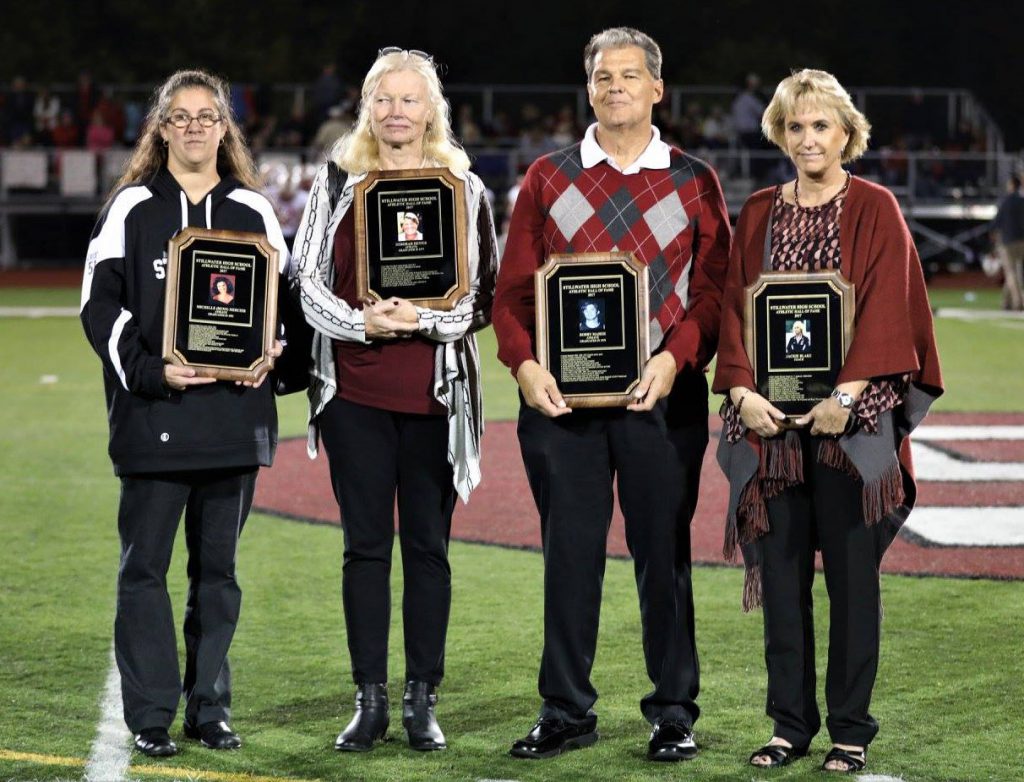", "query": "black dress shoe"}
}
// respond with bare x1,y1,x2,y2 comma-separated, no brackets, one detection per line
647,719,698,762
509,716,598,759
335,683,389,752
134,727,178,757
403,681,446,751
183,720,242,750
